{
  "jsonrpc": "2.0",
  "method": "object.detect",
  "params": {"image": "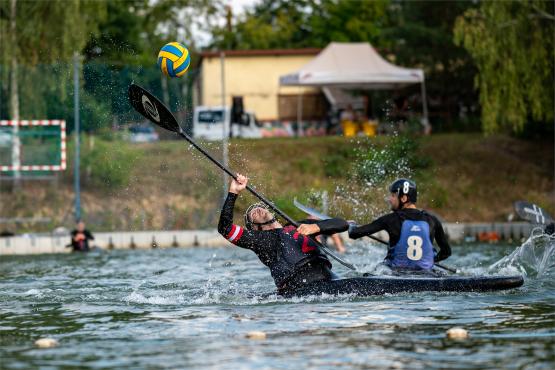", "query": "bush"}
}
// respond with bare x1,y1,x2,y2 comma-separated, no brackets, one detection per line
323,146,355,178
81,139,141,189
